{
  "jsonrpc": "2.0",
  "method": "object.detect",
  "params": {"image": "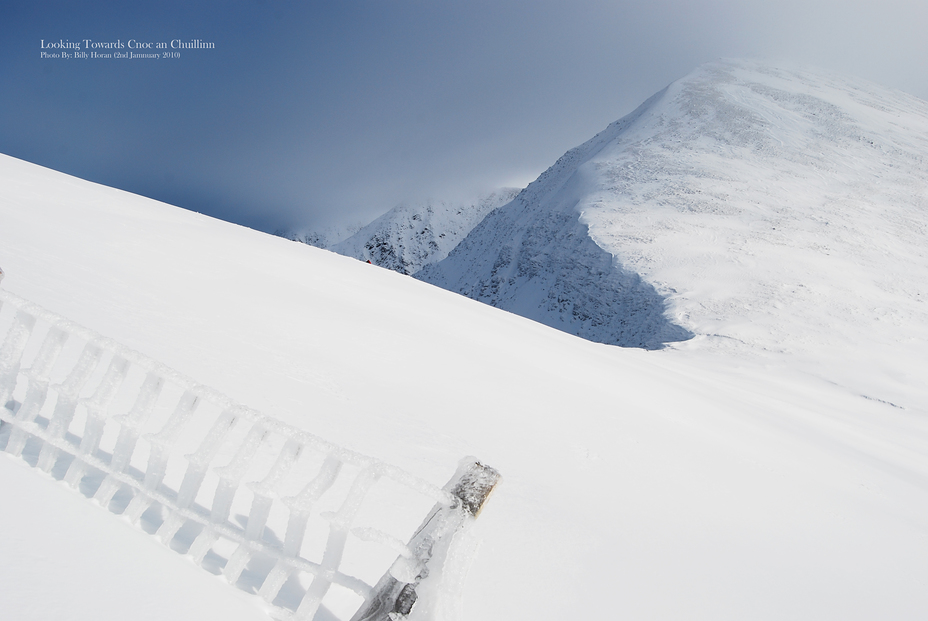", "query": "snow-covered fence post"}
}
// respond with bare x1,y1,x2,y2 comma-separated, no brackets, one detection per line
293,464,382,621
257,454,344,605
36,342,103,472
245,438,302,540
0,311,36,408
64,355,129,487
3,326,68,457
176,409,240,508
93,371,165,508
155,408,240,545
221,438,302,584
350,459,501,621
123,389,200,522
186,421,269,566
